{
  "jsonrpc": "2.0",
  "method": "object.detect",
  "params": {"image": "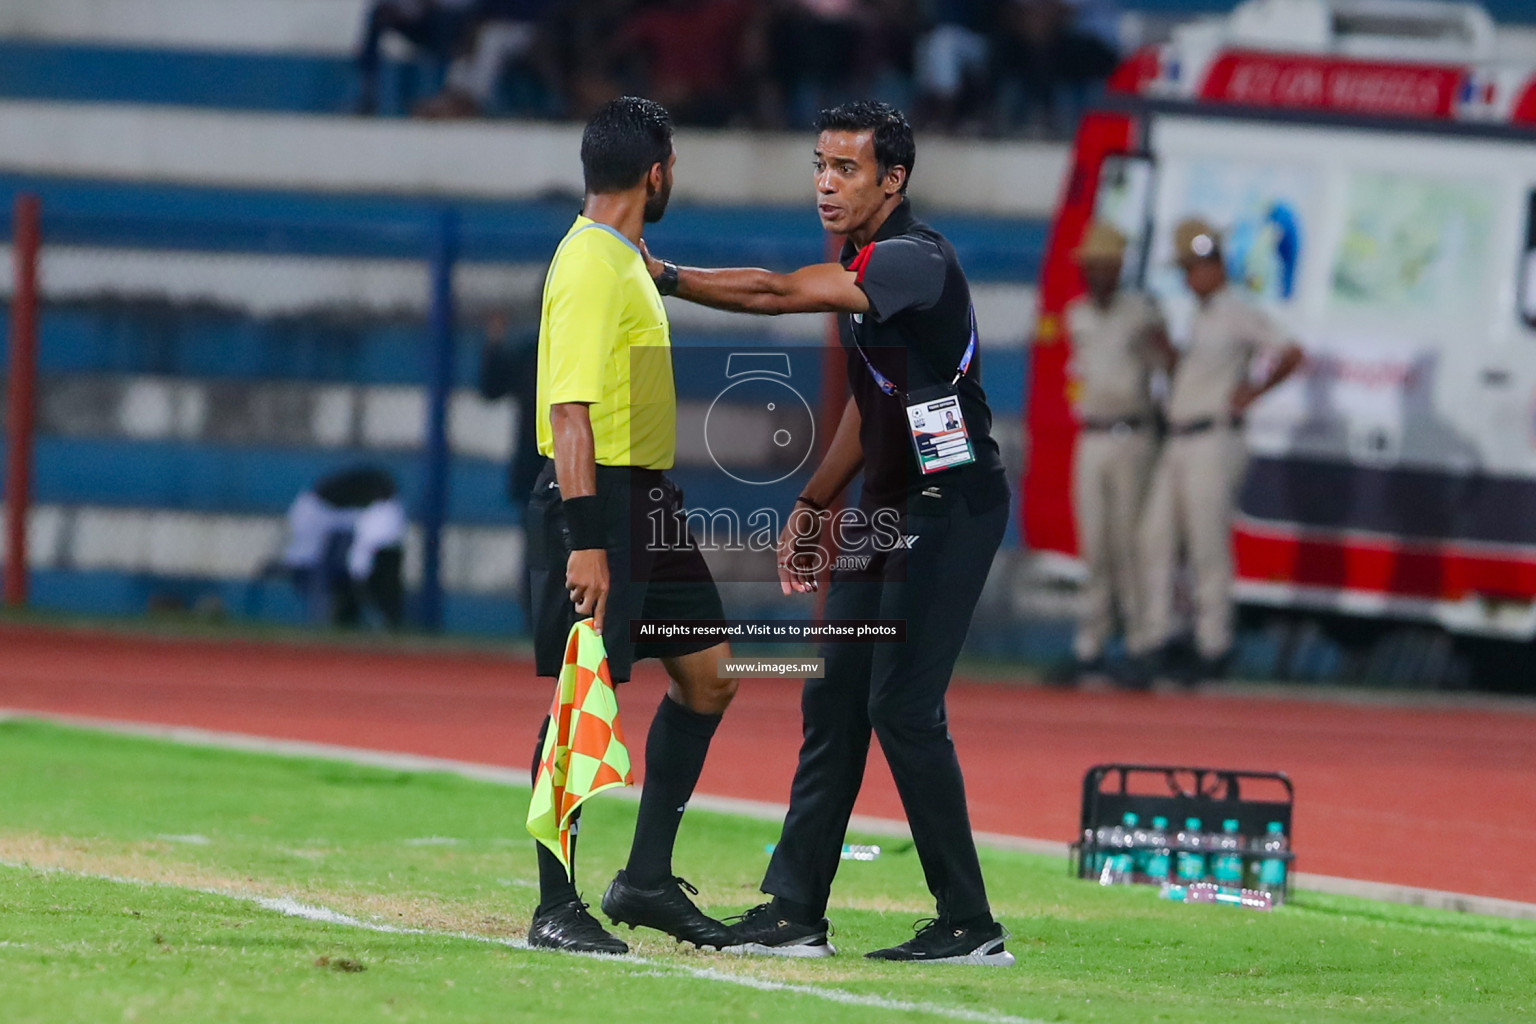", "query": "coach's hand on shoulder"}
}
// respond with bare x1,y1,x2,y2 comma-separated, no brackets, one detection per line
567,548,610,635
639,239,663,282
